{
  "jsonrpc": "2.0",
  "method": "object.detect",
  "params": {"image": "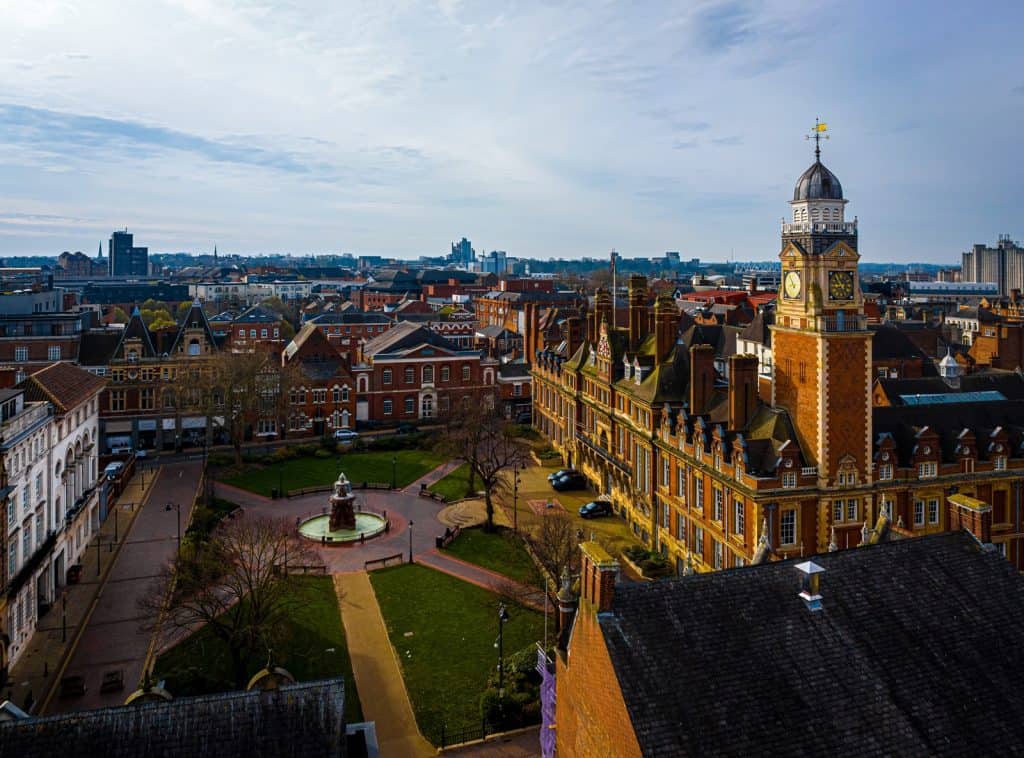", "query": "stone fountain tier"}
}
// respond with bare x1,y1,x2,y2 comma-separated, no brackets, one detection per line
329,472,357,531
